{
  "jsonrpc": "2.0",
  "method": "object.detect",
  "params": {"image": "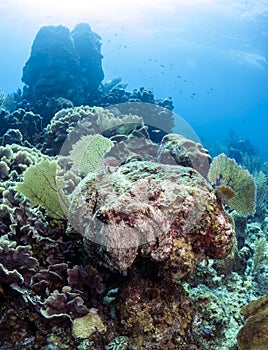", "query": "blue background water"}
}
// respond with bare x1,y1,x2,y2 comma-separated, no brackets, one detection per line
1,0,267,160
